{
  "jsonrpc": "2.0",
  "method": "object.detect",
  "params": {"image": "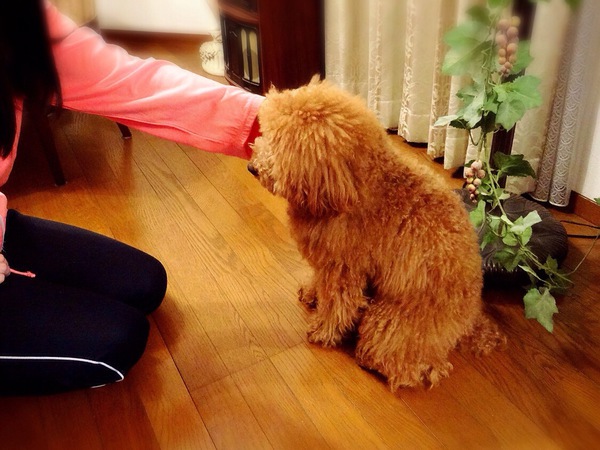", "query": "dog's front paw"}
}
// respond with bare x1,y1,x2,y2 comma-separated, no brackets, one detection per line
307,320,343,348
298,286,318,310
